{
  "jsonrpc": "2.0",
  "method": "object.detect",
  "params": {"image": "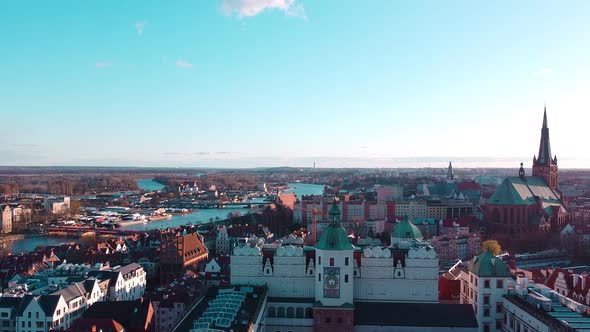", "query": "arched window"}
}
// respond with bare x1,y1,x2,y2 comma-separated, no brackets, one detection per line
267,307,276,318
277,307,285,318
286,307,295,318
305,307,313,319
296,307,304,318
